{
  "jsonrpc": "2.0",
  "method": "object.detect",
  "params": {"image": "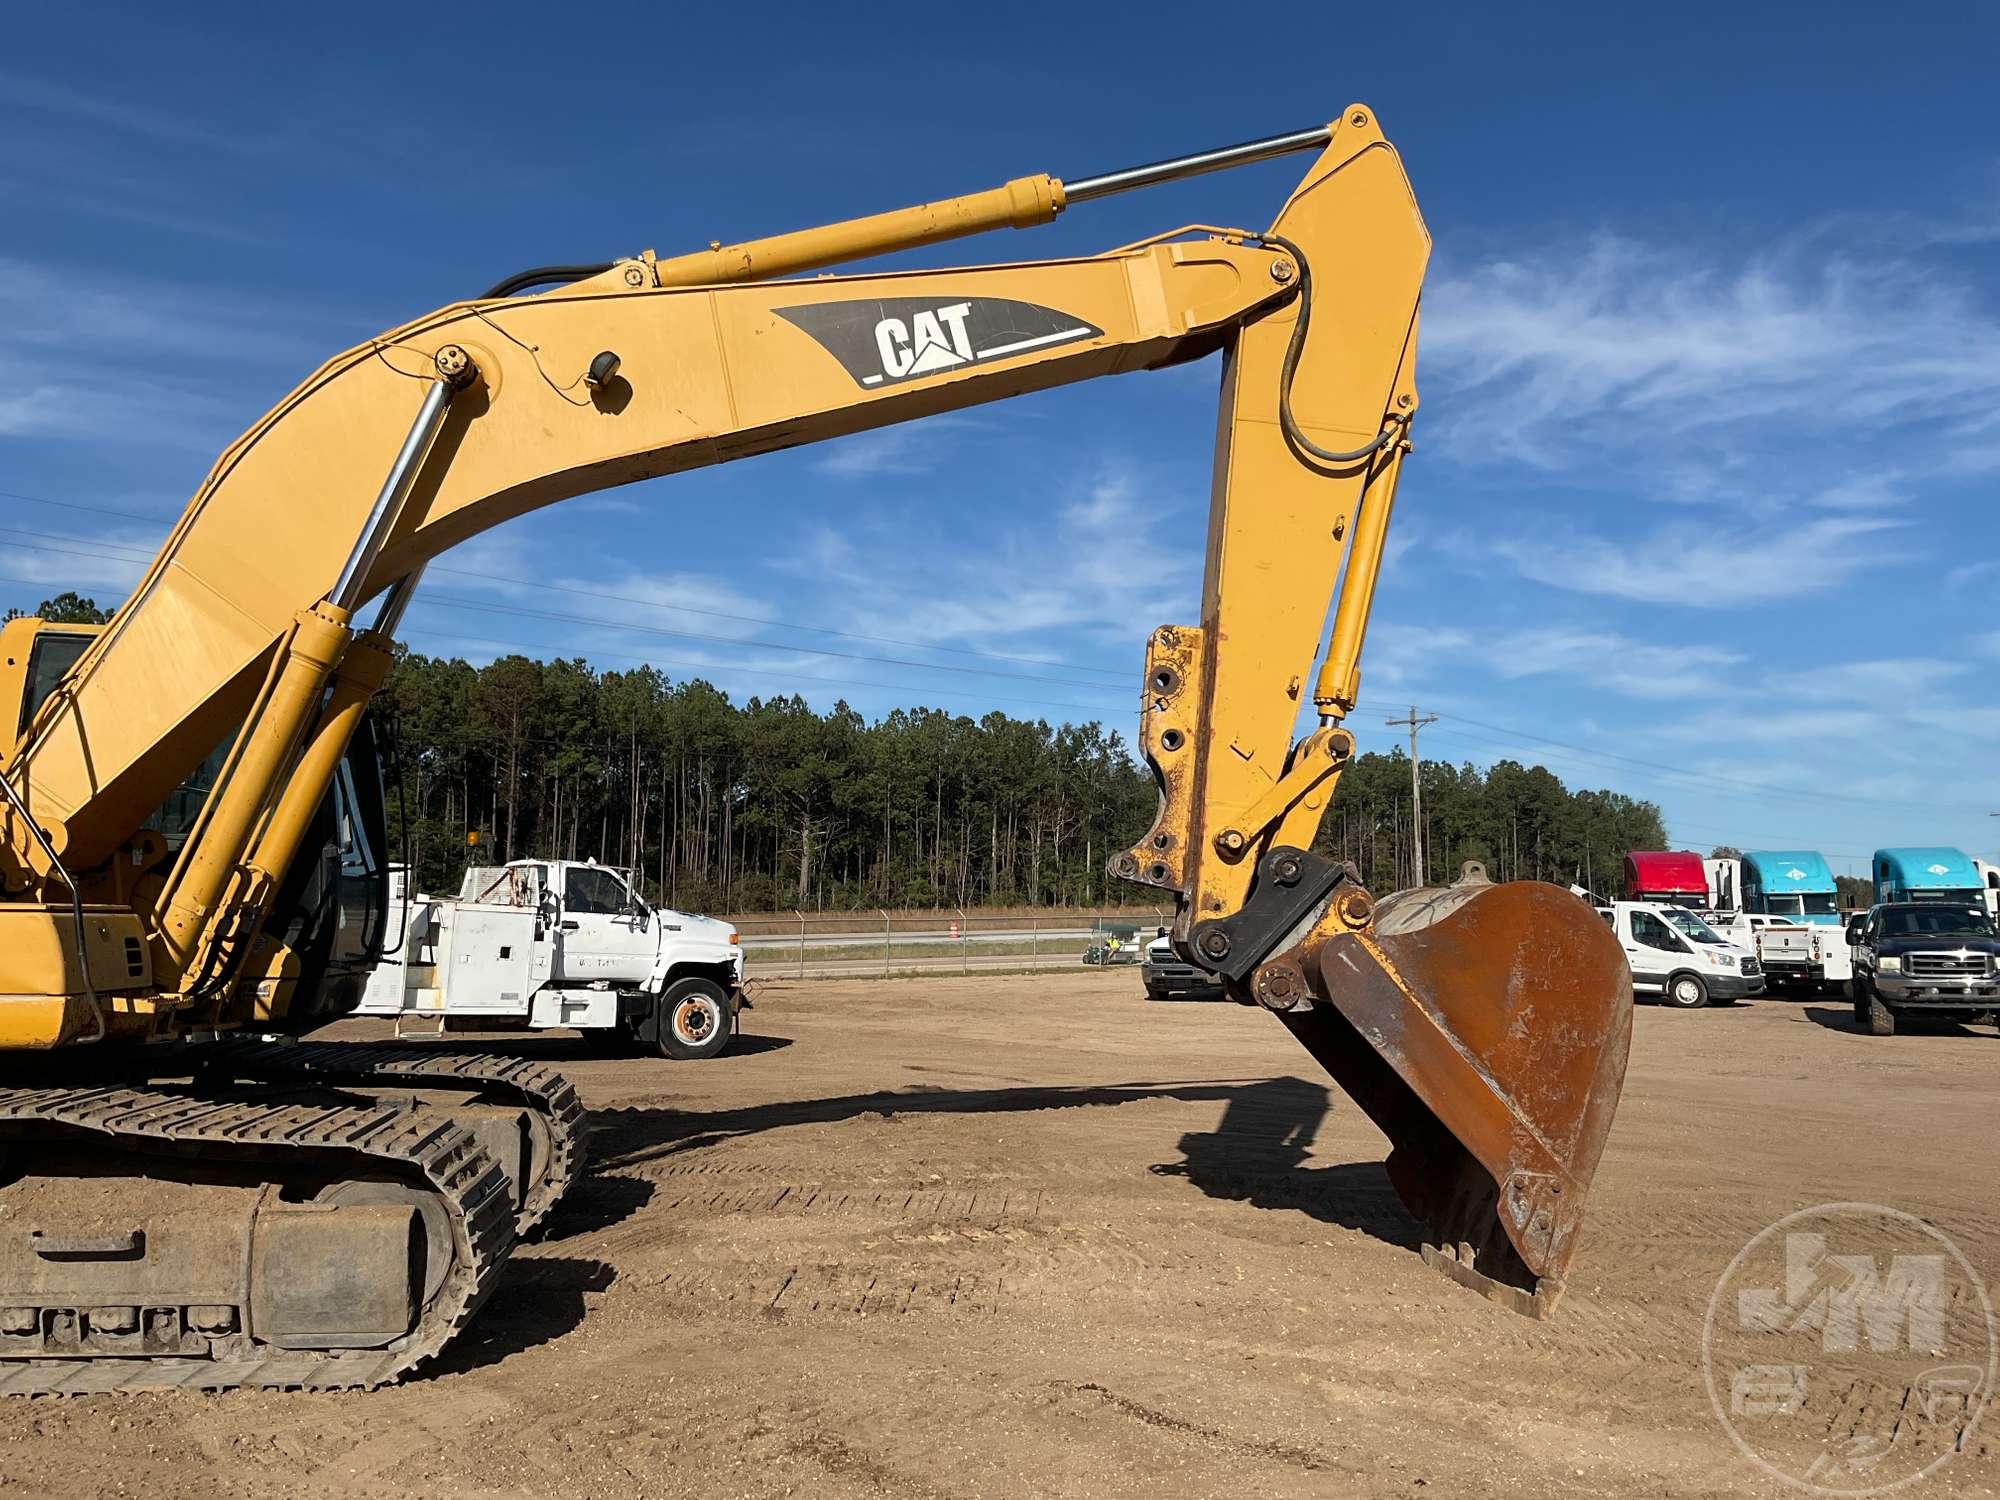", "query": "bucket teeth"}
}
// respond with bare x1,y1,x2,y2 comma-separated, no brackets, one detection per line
1283,881,1631,1312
